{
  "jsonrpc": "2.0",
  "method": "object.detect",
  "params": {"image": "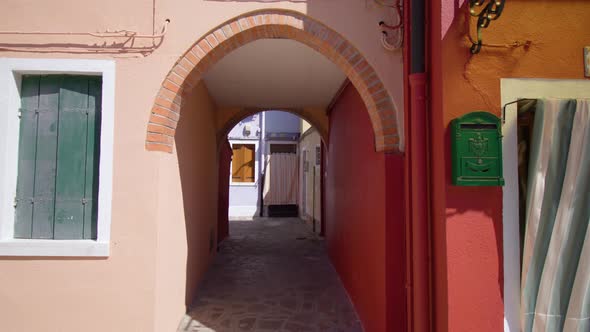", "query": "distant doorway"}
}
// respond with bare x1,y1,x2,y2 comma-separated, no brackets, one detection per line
264,142,299,217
